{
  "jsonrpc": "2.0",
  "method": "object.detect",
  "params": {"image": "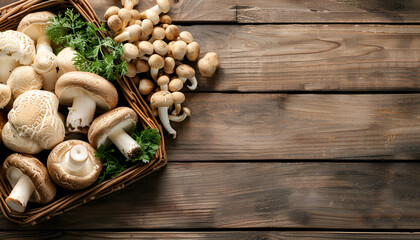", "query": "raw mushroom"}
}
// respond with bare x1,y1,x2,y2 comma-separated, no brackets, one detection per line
171,91,185,115
47,140,102,191
165,25,179,41
148,54,165,80
135,59,150,73
0,110,6,144
56,47,78,77
143,9,160,25
3,90,64,154
118,8,132,32
104,6,120,20
17,11,57,92
148,0,171,16
163,57,175,74
150,90,176,138
176,64,198,90
169,107,191,122
129,9,141,25
107,15,123,32
139,78,155,95
0,84,11,109
122,42,139,62
153,40,168,56
160,14,172,25
0,30,36,84
149,27,165,43
137,40,154,57
7,66,43,99
179,31,194,44
121,0,139,10
198,52,220,77
171,40,187,61
3,153,56,213
140,19,154,39
114,24,142,43
157,75,170,91
168,77,183,92
126,62,137,77
55,71,118,133
88,107,141,159
186,42,200,61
